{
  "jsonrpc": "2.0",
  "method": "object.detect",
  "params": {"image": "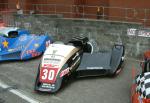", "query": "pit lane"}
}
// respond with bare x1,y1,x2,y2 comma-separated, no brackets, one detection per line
0,57,140,103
